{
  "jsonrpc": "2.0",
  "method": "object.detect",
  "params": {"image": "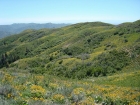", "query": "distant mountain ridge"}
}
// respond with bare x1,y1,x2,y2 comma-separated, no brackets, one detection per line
0,23,70,38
